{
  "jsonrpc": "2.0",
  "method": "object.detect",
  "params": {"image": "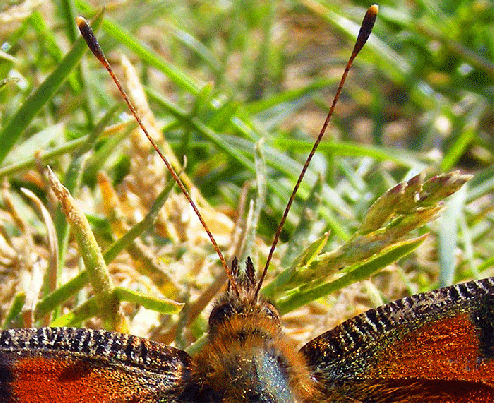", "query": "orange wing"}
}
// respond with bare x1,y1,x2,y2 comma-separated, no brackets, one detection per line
301,277,494,402
0,328,191,403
